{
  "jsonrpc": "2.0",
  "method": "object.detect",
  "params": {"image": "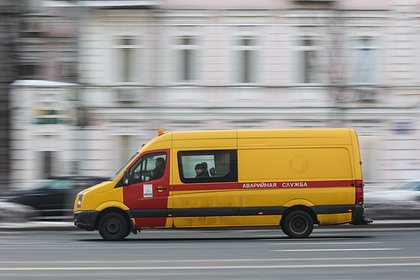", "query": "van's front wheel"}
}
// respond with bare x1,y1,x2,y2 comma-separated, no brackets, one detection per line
98,212,130,241
282,210,314,238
